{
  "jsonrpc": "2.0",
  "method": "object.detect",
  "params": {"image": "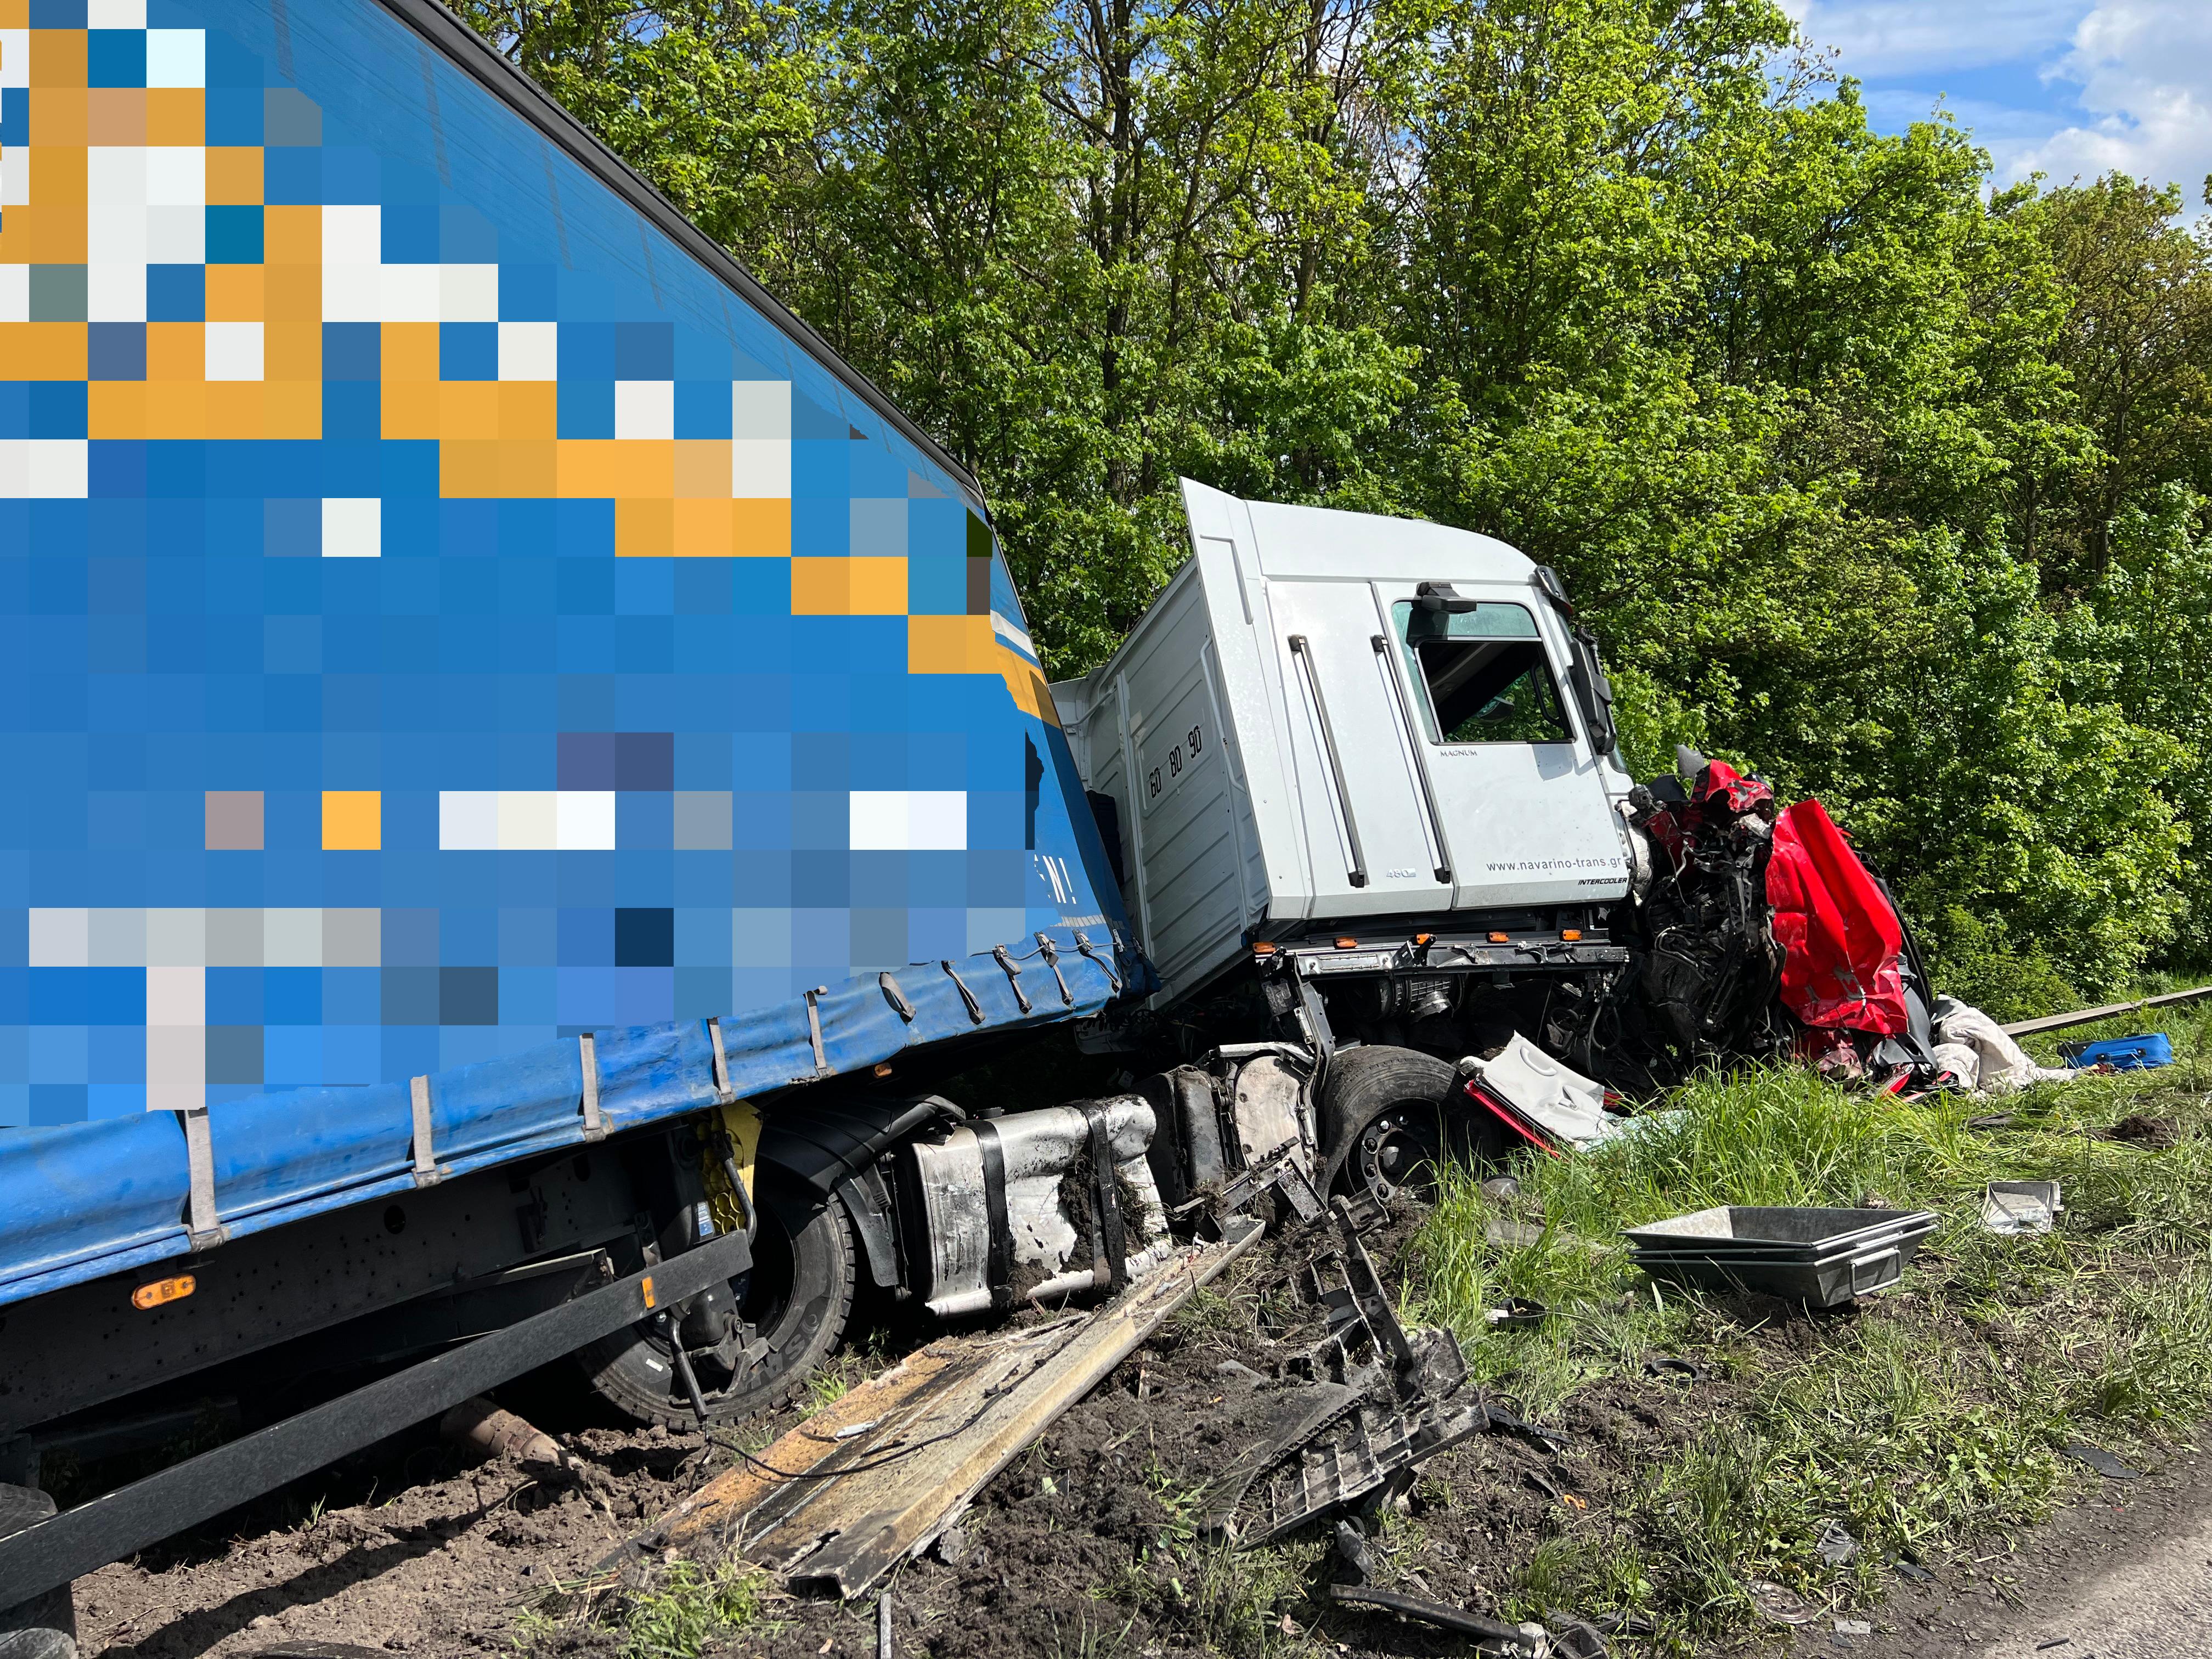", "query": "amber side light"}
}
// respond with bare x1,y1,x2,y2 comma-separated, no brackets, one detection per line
1561,929,1583,941
1488,931,1510,943
1334,937,1359,949
640,1274,657,1310
131,1274,195,1310
1251,941,1277,955
1413,933,1434,946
